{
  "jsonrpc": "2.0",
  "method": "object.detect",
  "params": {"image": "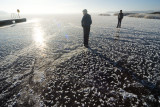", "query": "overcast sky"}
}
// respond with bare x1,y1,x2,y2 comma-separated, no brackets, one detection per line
0,0,160,14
